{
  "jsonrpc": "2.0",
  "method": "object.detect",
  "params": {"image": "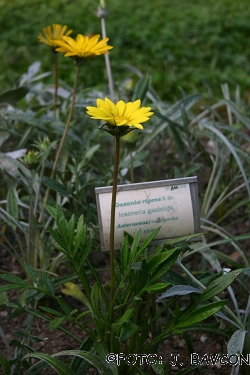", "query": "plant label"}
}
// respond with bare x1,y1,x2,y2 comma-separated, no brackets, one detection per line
95,176,200,250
